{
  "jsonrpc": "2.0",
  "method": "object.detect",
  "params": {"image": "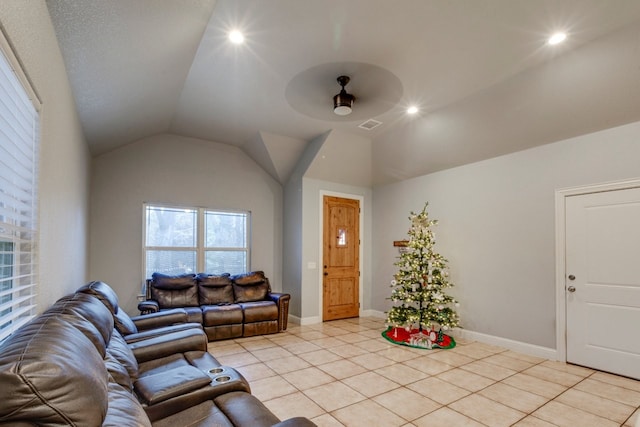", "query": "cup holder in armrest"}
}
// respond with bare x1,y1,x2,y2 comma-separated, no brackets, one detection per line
214,375,231,383
208,367,224,375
